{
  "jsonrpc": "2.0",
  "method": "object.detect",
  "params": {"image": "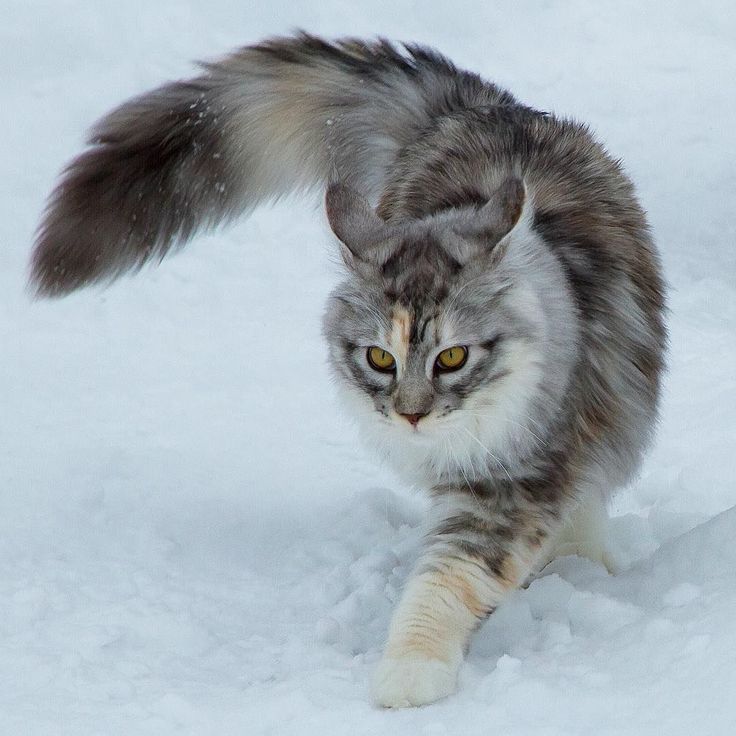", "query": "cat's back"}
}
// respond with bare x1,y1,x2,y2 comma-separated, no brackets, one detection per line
380,101,663,321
